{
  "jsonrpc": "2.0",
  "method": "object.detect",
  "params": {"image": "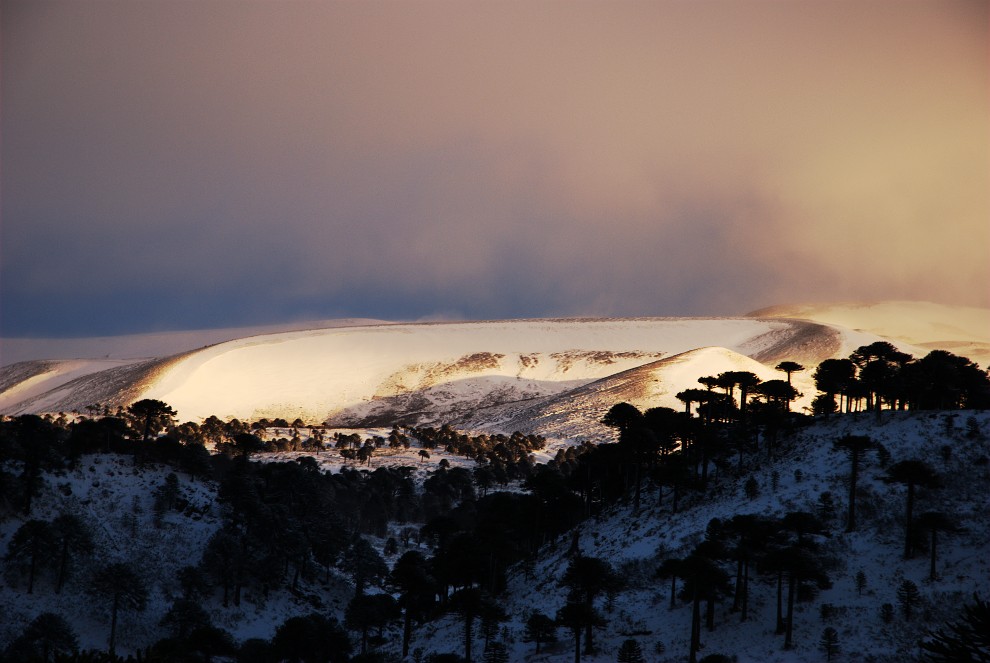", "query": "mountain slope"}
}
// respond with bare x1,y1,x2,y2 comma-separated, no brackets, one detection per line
466,346,809,441
2,301,981,426
750,300,990,368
